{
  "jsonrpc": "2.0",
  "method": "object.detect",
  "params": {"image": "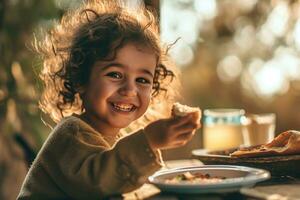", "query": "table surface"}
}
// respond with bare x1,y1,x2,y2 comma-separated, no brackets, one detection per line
107,160,300,200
